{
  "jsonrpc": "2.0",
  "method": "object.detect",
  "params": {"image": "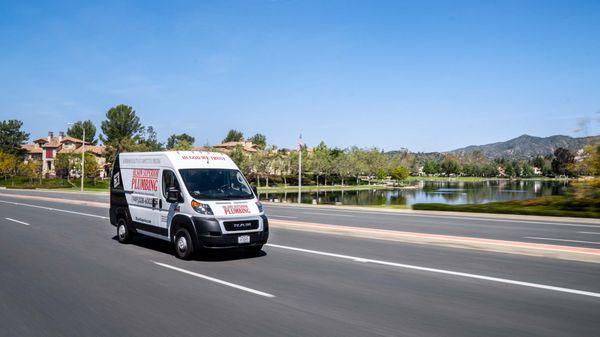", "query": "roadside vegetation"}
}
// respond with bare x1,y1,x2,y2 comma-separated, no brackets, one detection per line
0,104,597,207
413,143,600,218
